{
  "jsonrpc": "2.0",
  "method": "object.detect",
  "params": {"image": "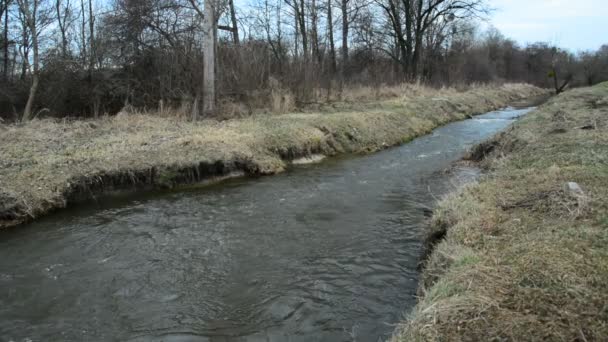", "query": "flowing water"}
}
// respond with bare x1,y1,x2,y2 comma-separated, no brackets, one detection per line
0,107,534,342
